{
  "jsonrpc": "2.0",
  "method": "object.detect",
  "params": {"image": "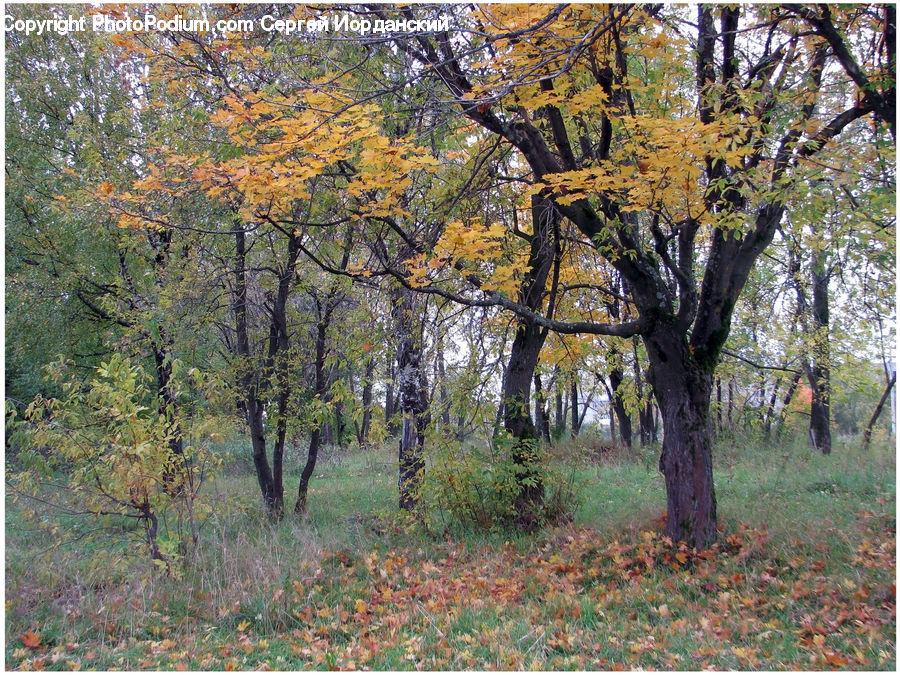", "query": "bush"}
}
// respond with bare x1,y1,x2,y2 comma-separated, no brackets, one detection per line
6,354,218,574
417,435,581,534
